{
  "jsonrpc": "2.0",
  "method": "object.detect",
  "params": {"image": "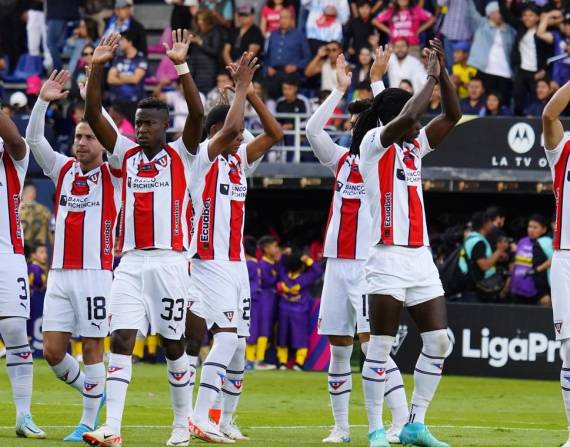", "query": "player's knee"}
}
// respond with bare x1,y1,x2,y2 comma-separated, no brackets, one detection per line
185,337,202,356
82,338,104,364
110,330,137,355
162,338,185,360
42,340,66,366
328,335,353,346
421,329,451,359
